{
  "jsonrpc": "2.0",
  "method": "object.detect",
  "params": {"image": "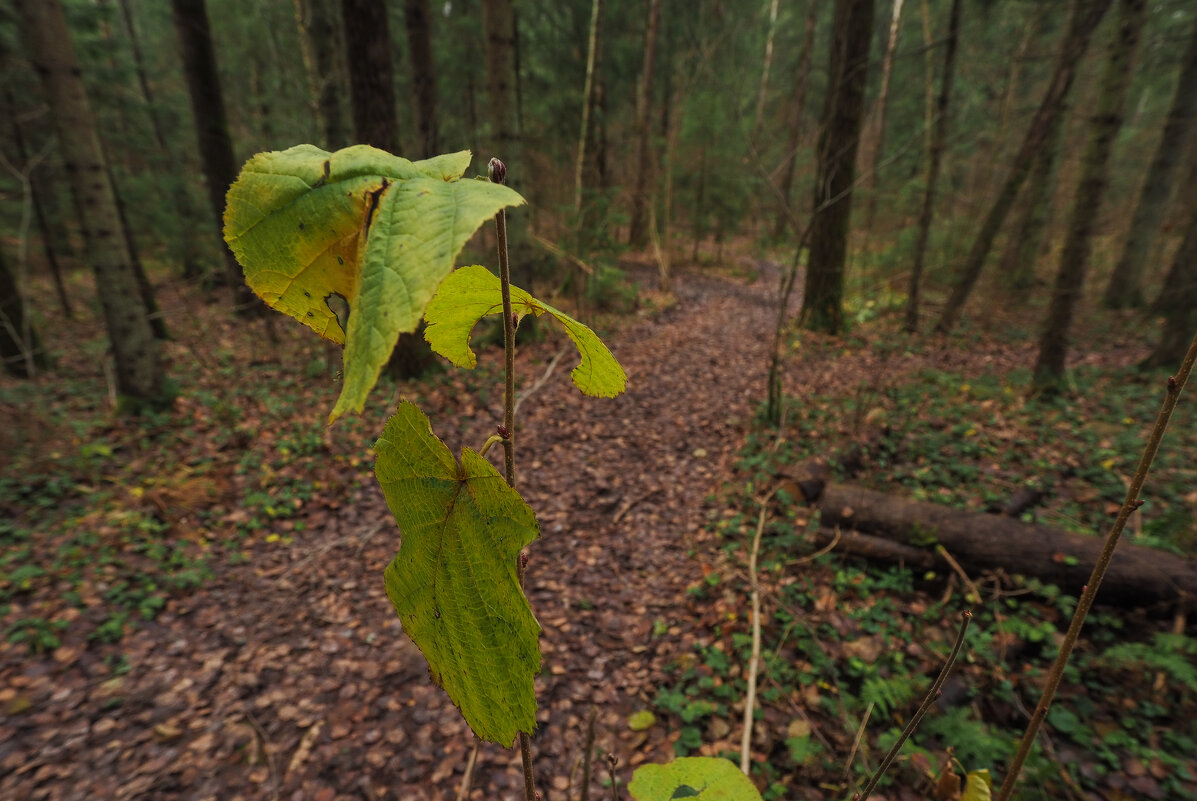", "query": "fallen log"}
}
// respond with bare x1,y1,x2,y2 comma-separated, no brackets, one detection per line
807,483,1197,609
